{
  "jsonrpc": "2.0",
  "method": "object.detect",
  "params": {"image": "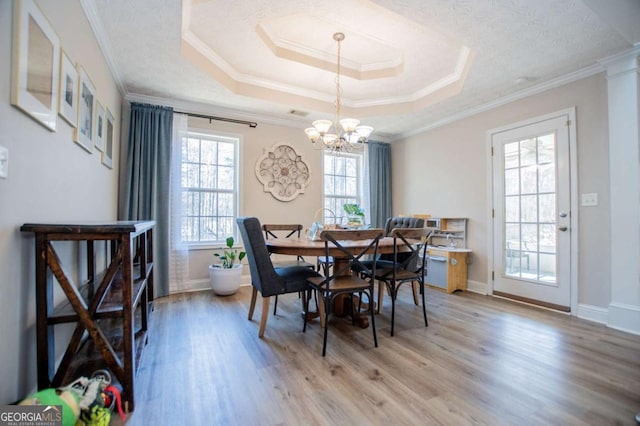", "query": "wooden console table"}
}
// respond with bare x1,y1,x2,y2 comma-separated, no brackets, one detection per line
20,221,155,412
